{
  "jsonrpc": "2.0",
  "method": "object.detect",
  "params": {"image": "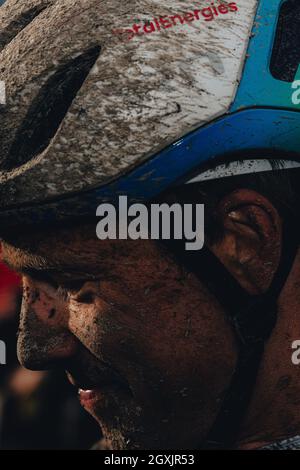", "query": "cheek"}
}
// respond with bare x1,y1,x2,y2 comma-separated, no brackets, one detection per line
68,297,113,356
67,278,153,360
67,269,238,419
67,293,141,364
134,291,238,411
67,292,171,392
